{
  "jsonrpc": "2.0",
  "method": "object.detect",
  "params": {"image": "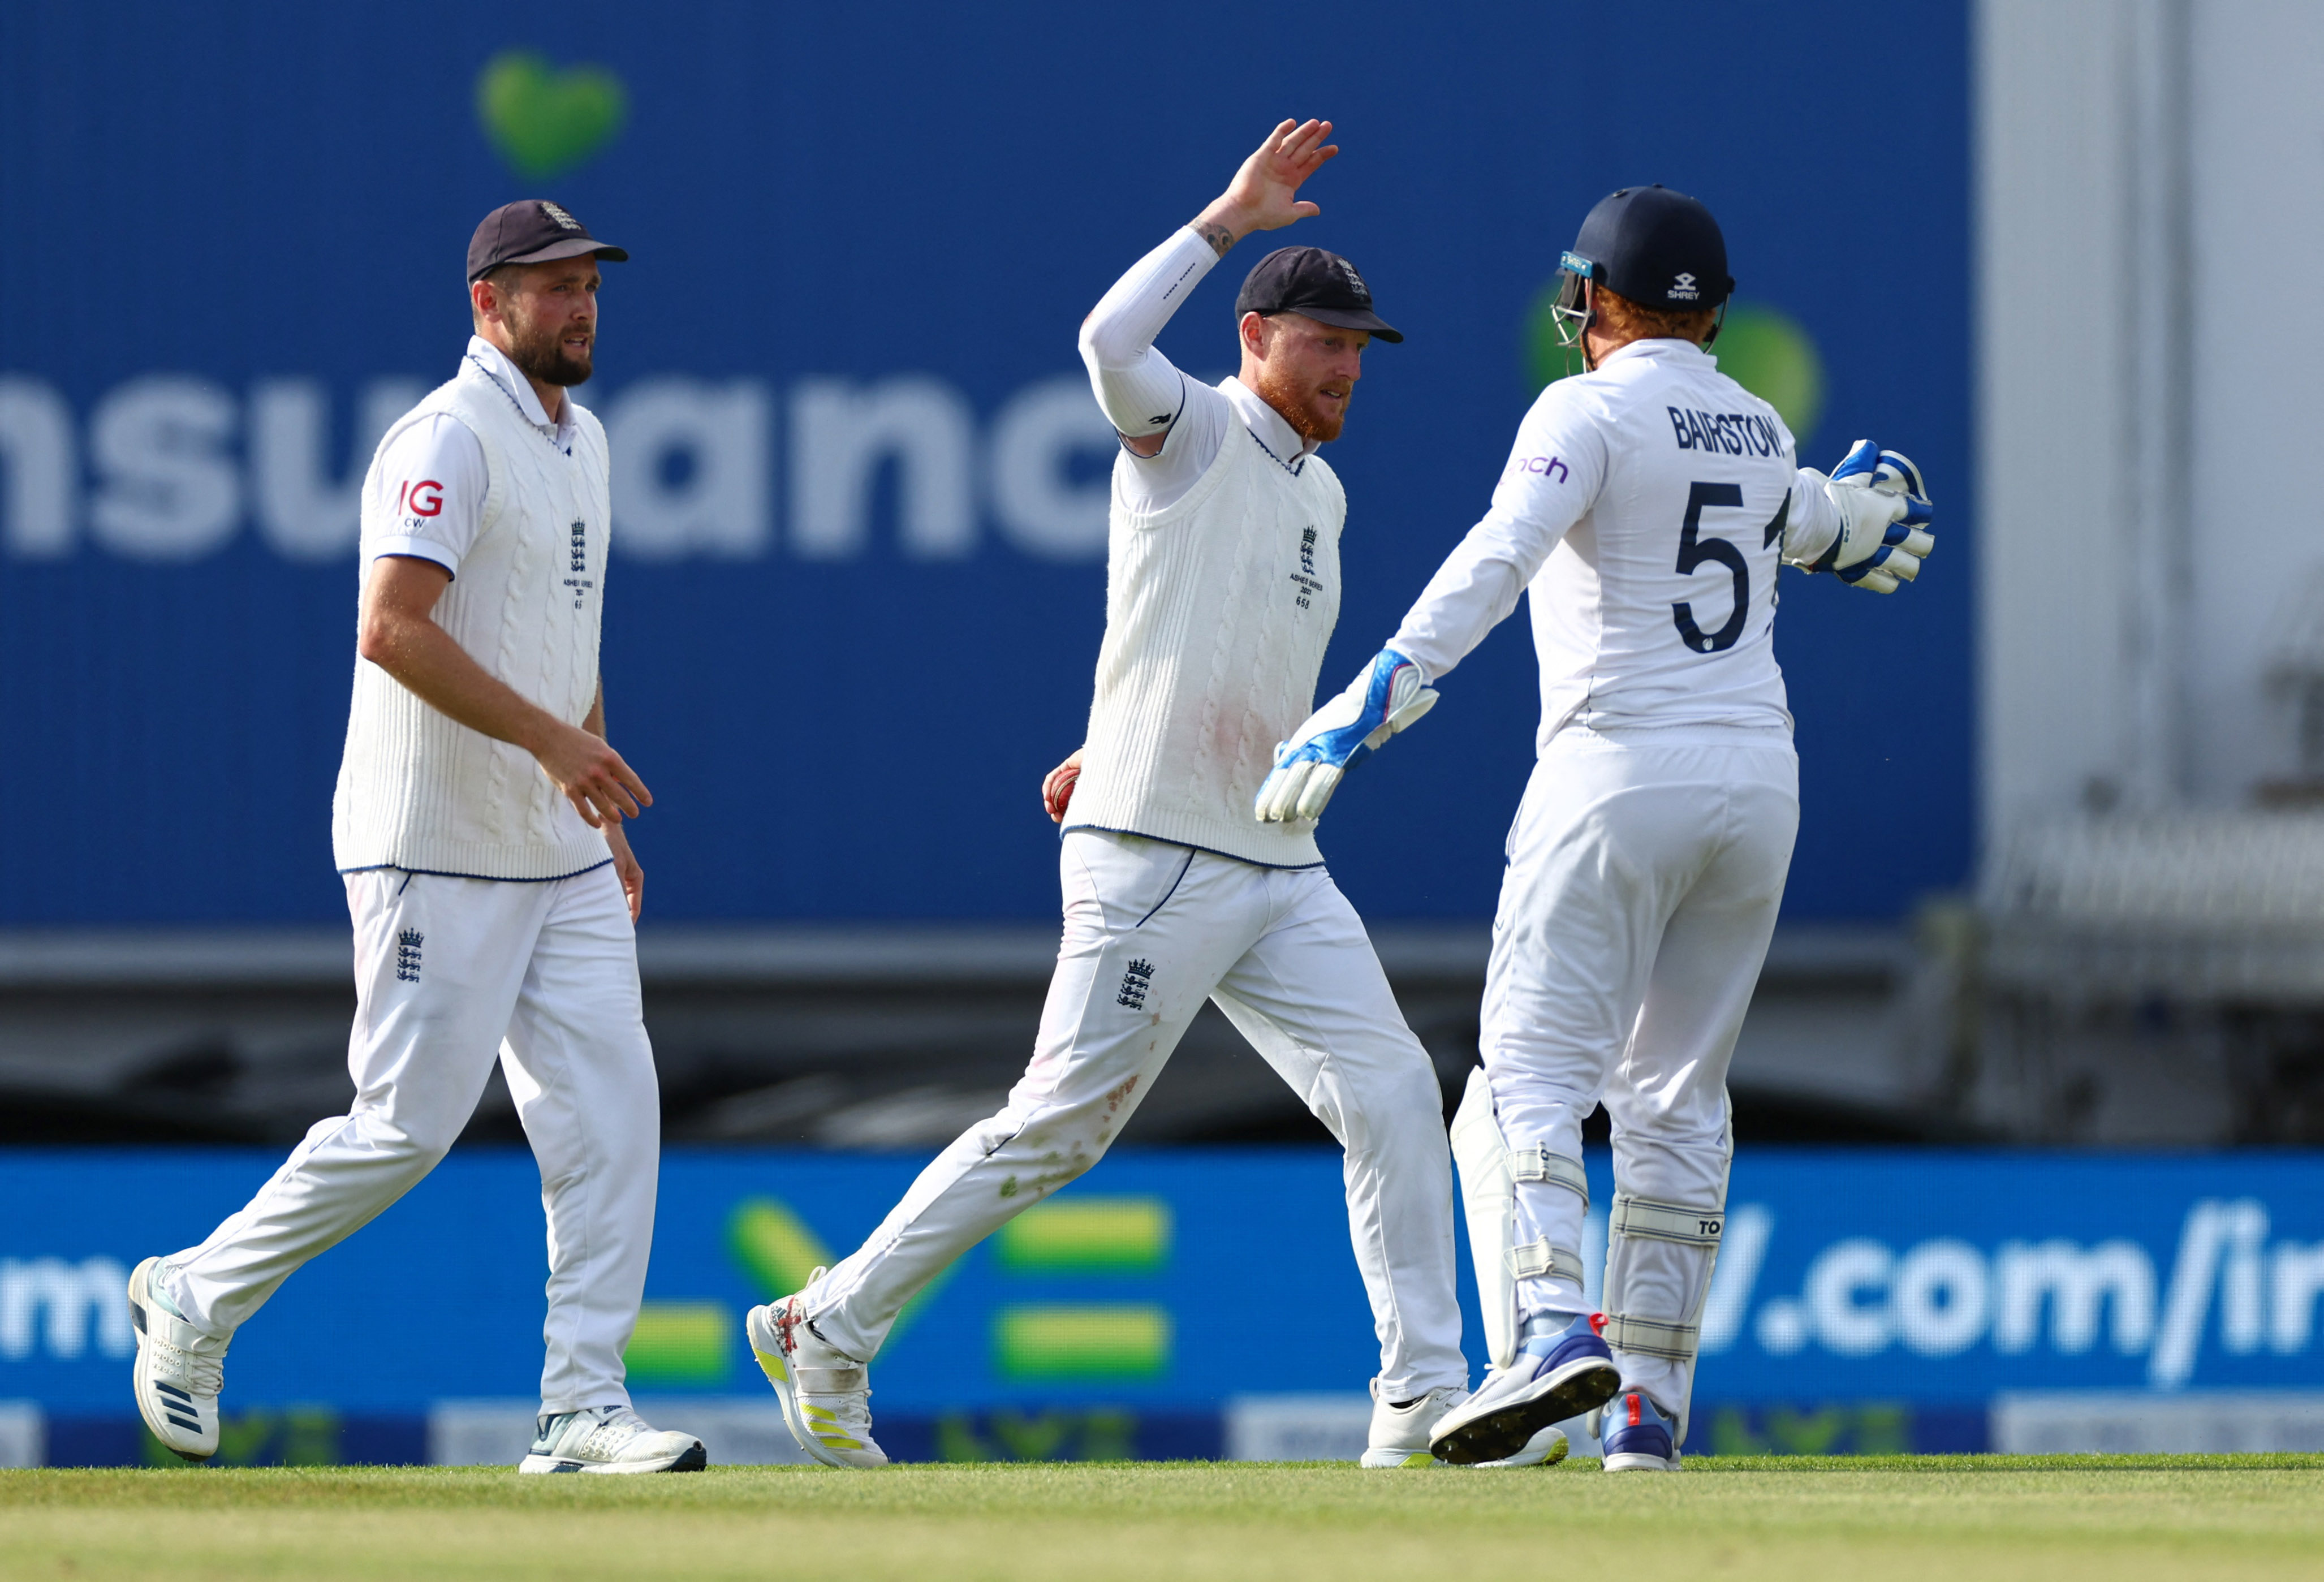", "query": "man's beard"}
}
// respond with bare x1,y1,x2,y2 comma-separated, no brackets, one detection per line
506,316,593,387
1253,362,1344,444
